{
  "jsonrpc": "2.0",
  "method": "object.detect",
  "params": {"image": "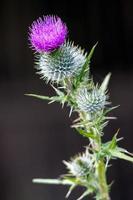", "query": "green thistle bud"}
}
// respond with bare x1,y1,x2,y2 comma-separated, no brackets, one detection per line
64,150,94,177
36,41,86,82
76,88,107,114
